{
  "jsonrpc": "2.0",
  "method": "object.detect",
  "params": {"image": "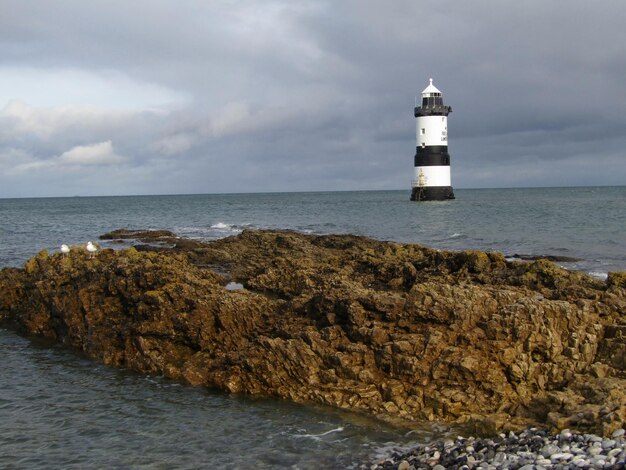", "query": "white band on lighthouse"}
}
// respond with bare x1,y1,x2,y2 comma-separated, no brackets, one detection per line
412,166,451,188
416,116,448,147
